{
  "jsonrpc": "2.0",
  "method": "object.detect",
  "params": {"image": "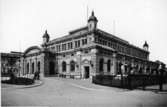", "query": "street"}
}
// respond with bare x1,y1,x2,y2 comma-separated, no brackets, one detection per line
2,77,167,107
